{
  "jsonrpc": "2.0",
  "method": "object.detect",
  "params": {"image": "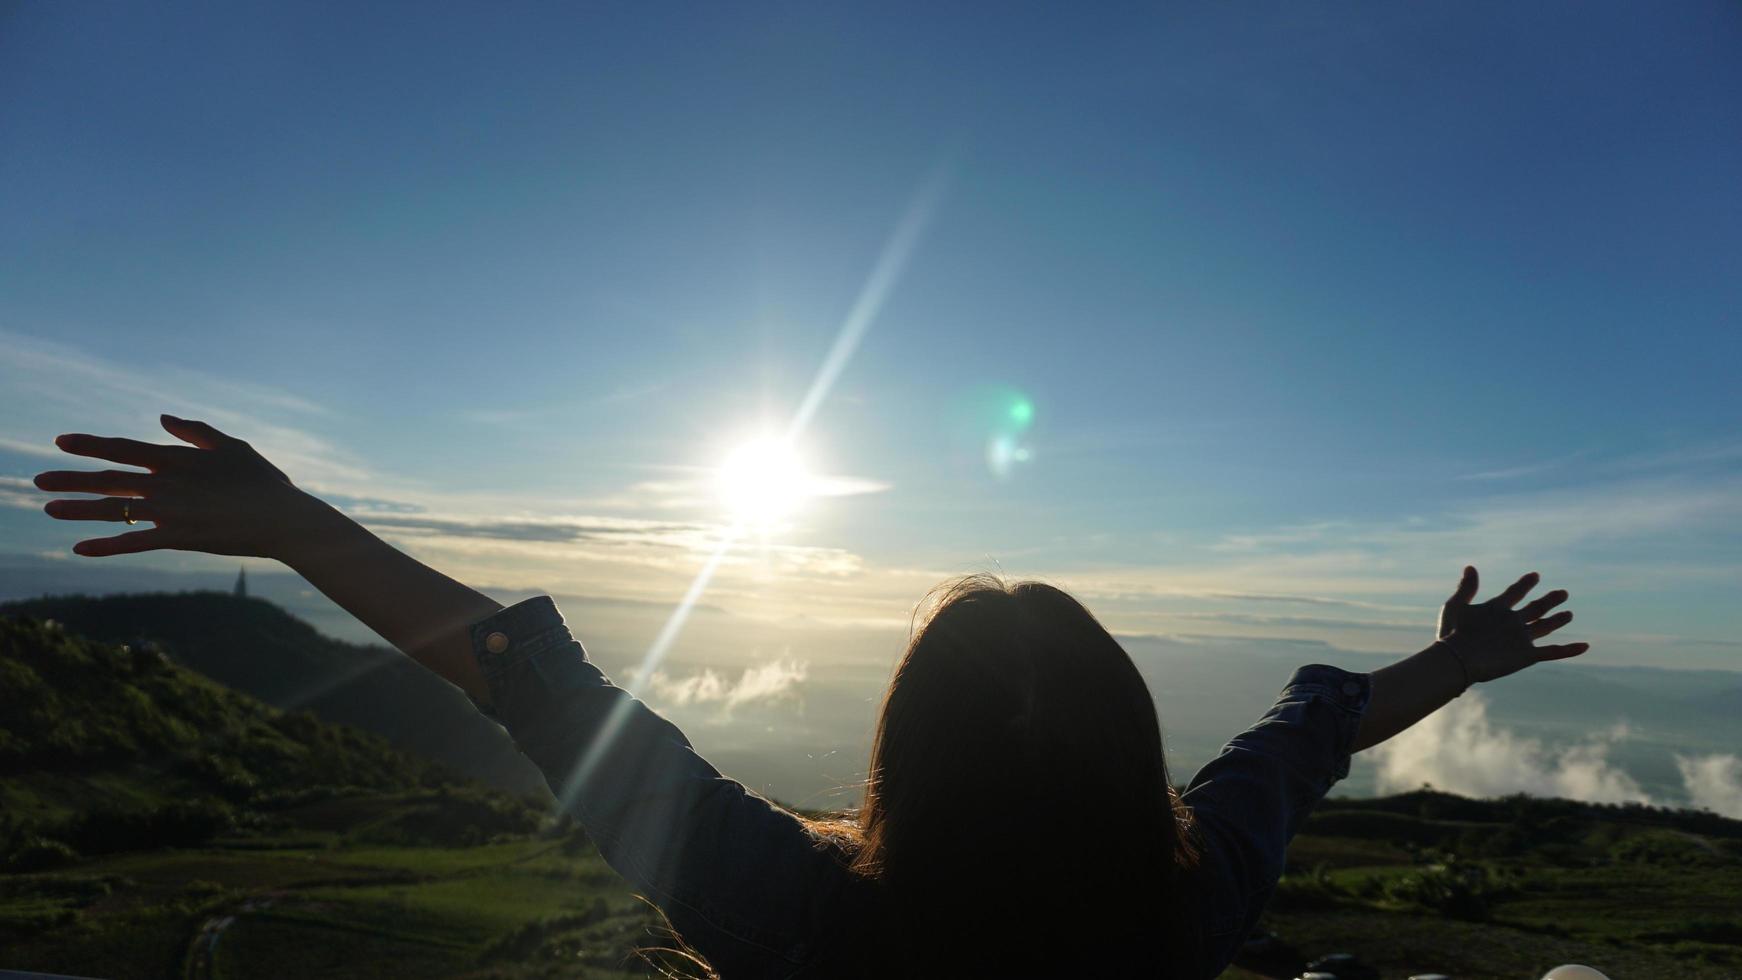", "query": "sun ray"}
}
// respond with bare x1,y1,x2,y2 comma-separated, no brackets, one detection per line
556,160,953,811
555,524,742,812
785,160,954,442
